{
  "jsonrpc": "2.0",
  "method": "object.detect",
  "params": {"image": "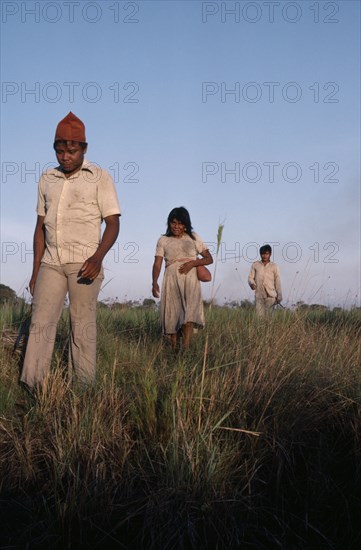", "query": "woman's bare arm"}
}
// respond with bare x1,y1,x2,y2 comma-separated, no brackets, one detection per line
152,255,163,297
178,249,213,275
